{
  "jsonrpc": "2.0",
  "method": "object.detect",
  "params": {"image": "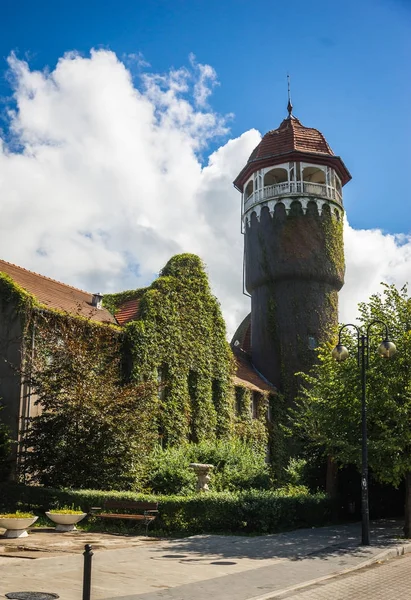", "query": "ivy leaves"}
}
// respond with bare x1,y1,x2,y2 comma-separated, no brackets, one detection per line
107,254,233,446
